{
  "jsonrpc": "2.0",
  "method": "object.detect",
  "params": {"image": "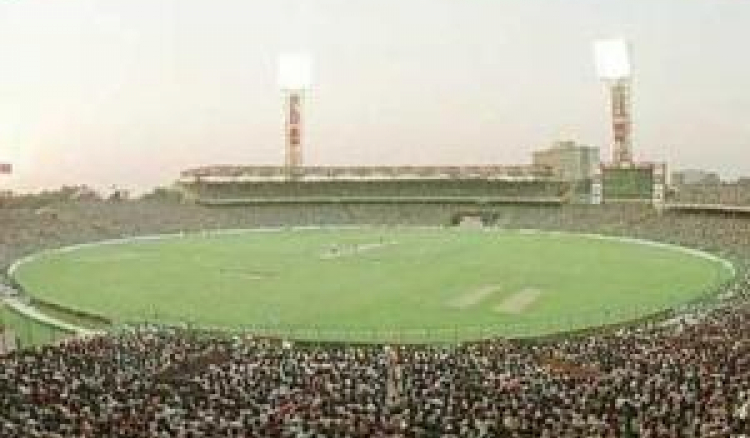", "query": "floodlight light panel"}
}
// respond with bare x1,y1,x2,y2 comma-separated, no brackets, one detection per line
278,54,312,90
594,39,631,79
